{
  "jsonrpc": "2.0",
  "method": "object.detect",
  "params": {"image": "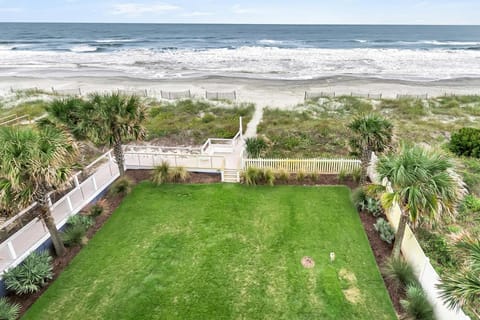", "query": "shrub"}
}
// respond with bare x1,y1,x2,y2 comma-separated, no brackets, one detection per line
449,127,480,158
243,167,260,185
275,169,290,182
459,194,480,215
262,168,275,186
374,218,395,244
67,214,94,229
89,201,105,217
400,284,435,320
62,223,87,247
0,297,20,320
351,168,362,184
297,170,306,181
152,161,170,185
3,251,53,295
245,137,268,158
169,166,189,183
109,176,133,196
338,169,348,182
383,257,417,290
417,229,457,269
351,187,368,210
